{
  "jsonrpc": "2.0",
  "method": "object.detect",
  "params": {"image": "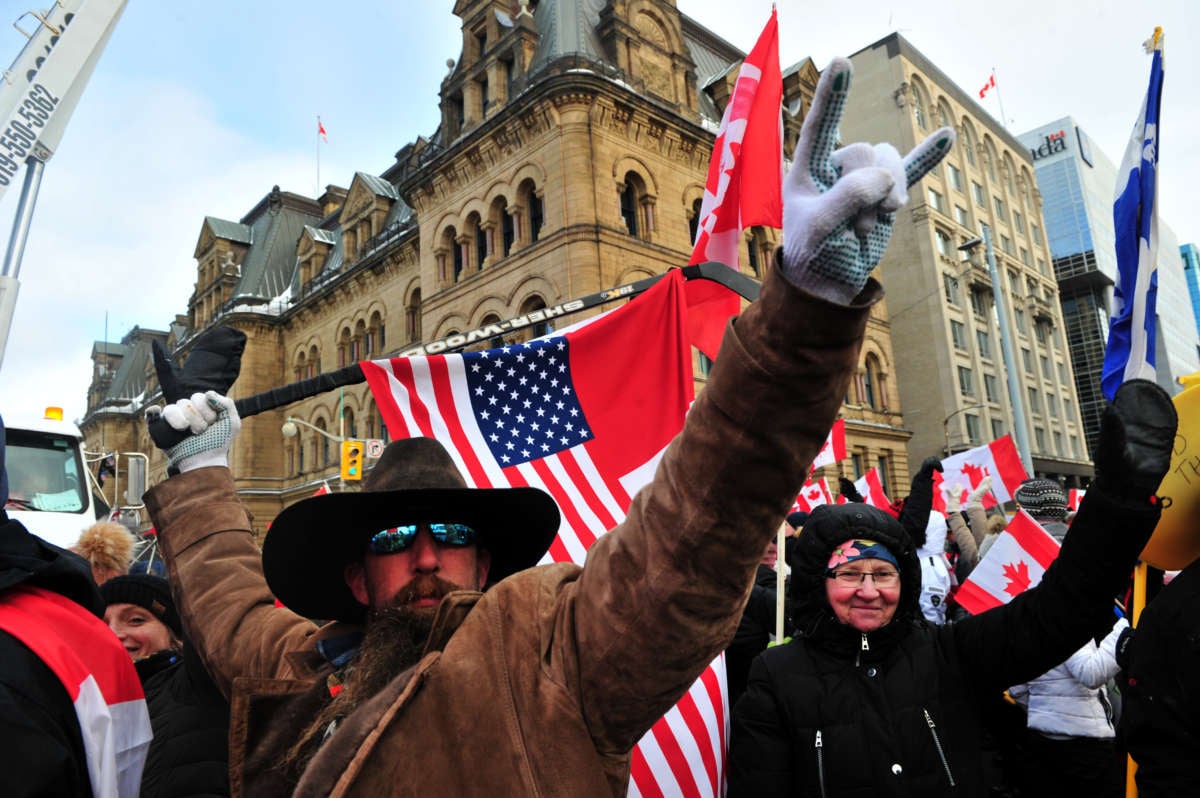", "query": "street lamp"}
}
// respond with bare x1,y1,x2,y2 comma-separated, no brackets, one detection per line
281,416,344,442
281,416,346,487
958,231,1035,476
943,403,986,455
